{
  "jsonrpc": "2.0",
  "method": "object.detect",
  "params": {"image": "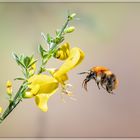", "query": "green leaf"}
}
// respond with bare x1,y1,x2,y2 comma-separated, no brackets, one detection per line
43,54,48,59
53,38,58,44
30,54,34,60
56,29,60,35
40,67,46,73
20,55,25,62
24,56,31,67
38,67,46,74
14,77,26,81
28,59,37,68
12,53,26,68
38,45,48,58
47,33,54,44
47,33,51,44
12,53,20,64
38,44,44,58
18,61,26,68
59,36,64,44
12,52,18,60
